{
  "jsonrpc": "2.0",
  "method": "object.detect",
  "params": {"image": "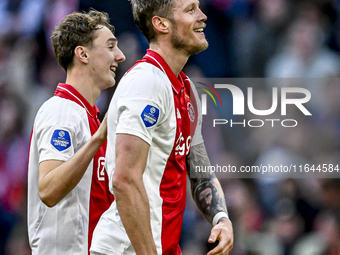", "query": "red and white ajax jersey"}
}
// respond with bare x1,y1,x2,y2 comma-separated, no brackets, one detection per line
91,50,203,255
27,84,113,255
